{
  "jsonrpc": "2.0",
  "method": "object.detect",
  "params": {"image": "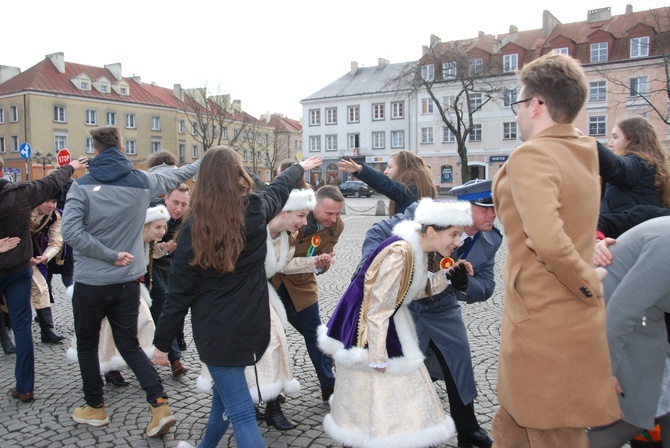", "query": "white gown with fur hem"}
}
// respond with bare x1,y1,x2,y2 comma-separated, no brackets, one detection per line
197,229,315,402
65,283,156,373
317,221,456,448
